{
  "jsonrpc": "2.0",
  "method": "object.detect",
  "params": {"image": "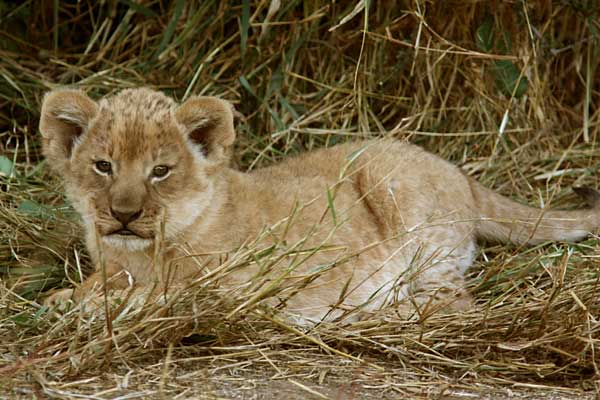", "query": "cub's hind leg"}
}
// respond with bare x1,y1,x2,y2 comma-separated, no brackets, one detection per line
353,147,479,314
405,234,477,314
